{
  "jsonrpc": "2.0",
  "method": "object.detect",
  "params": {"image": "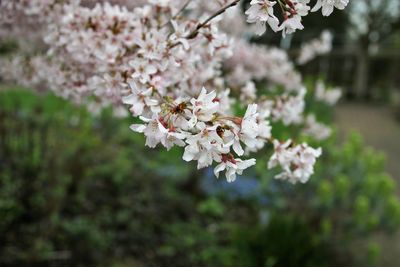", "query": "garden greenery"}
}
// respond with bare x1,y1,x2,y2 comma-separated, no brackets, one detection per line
1,88,399,266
